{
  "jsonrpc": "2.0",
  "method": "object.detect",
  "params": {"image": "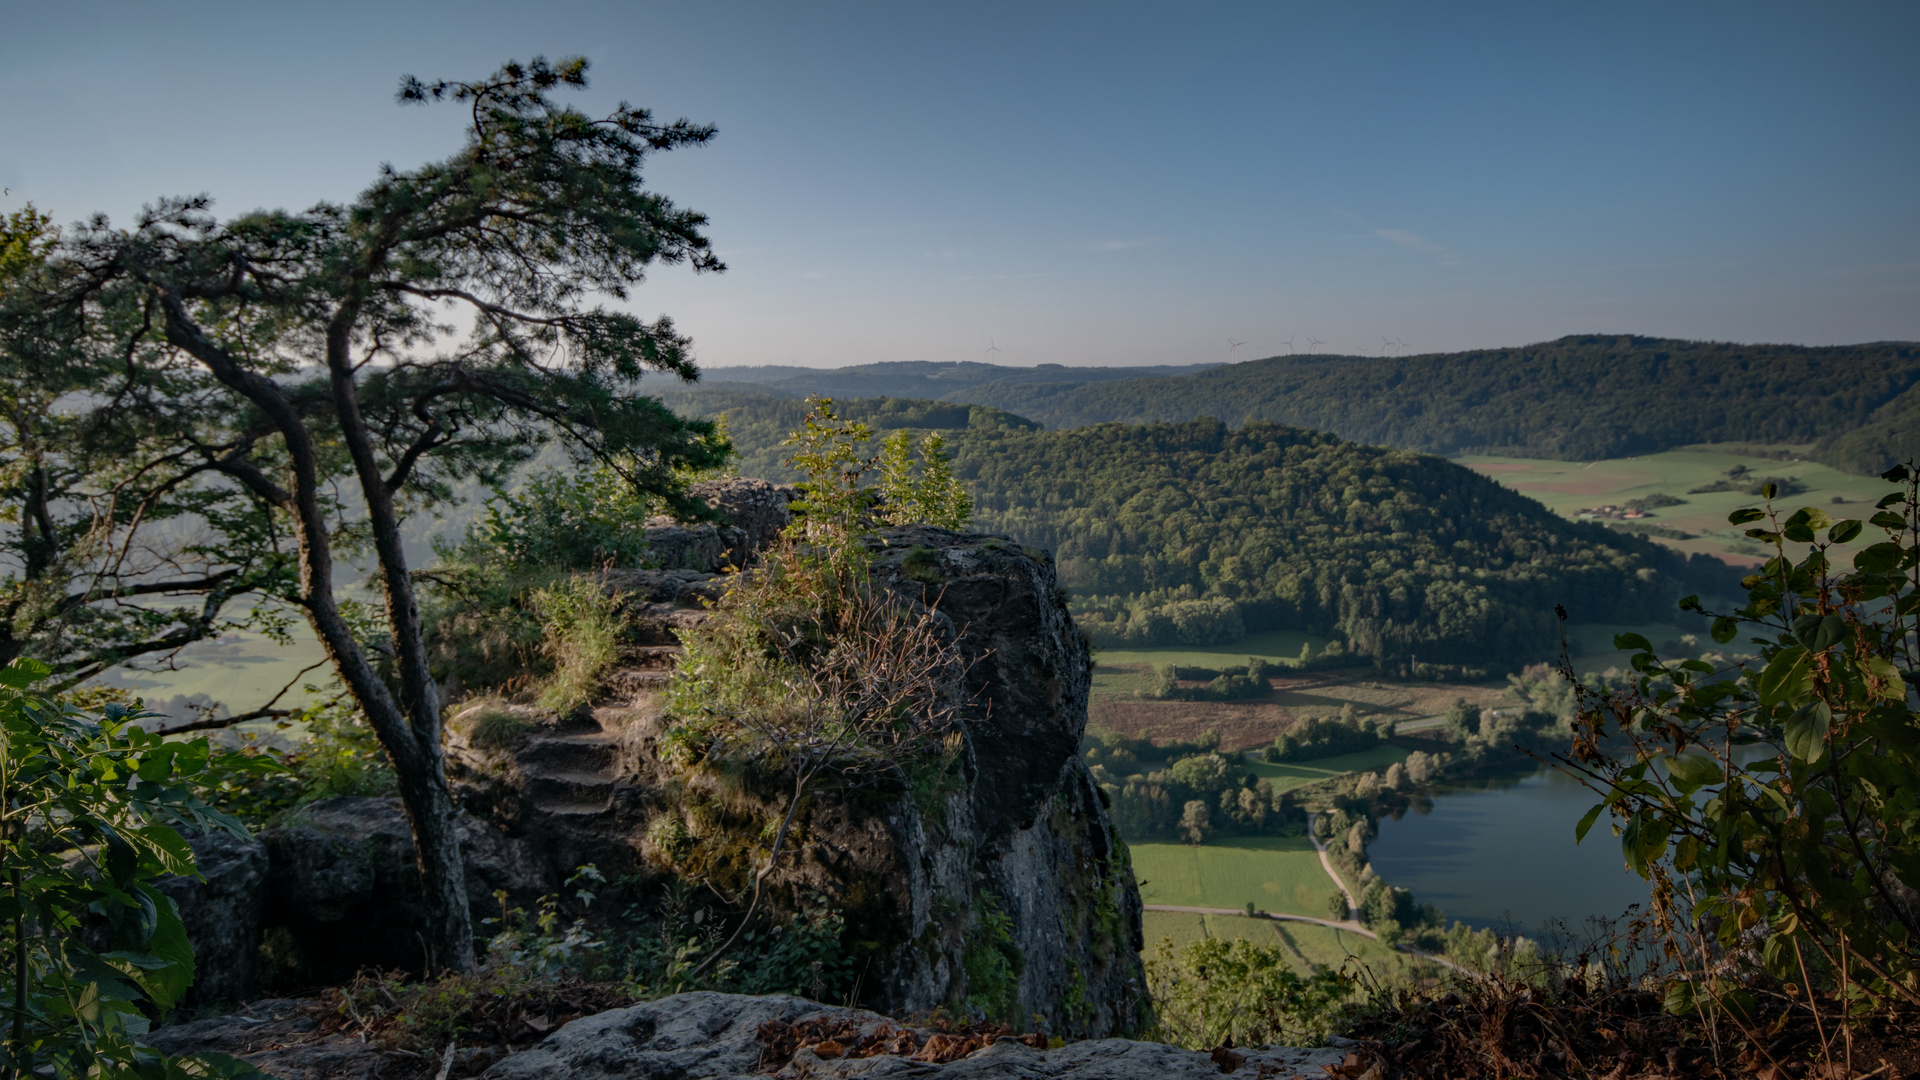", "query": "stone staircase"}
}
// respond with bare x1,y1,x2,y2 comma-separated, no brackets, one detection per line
511,645,684,819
